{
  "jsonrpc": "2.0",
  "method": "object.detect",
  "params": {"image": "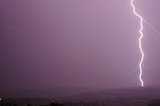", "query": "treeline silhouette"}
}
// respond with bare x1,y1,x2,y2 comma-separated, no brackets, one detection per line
2,100,160,106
